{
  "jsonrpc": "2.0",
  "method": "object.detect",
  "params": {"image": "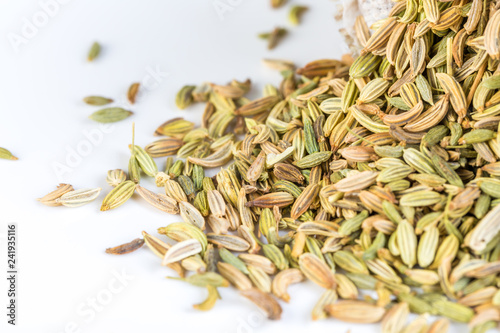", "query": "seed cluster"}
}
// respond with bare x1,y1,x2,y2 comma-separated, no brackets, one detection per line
34,1,500,331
